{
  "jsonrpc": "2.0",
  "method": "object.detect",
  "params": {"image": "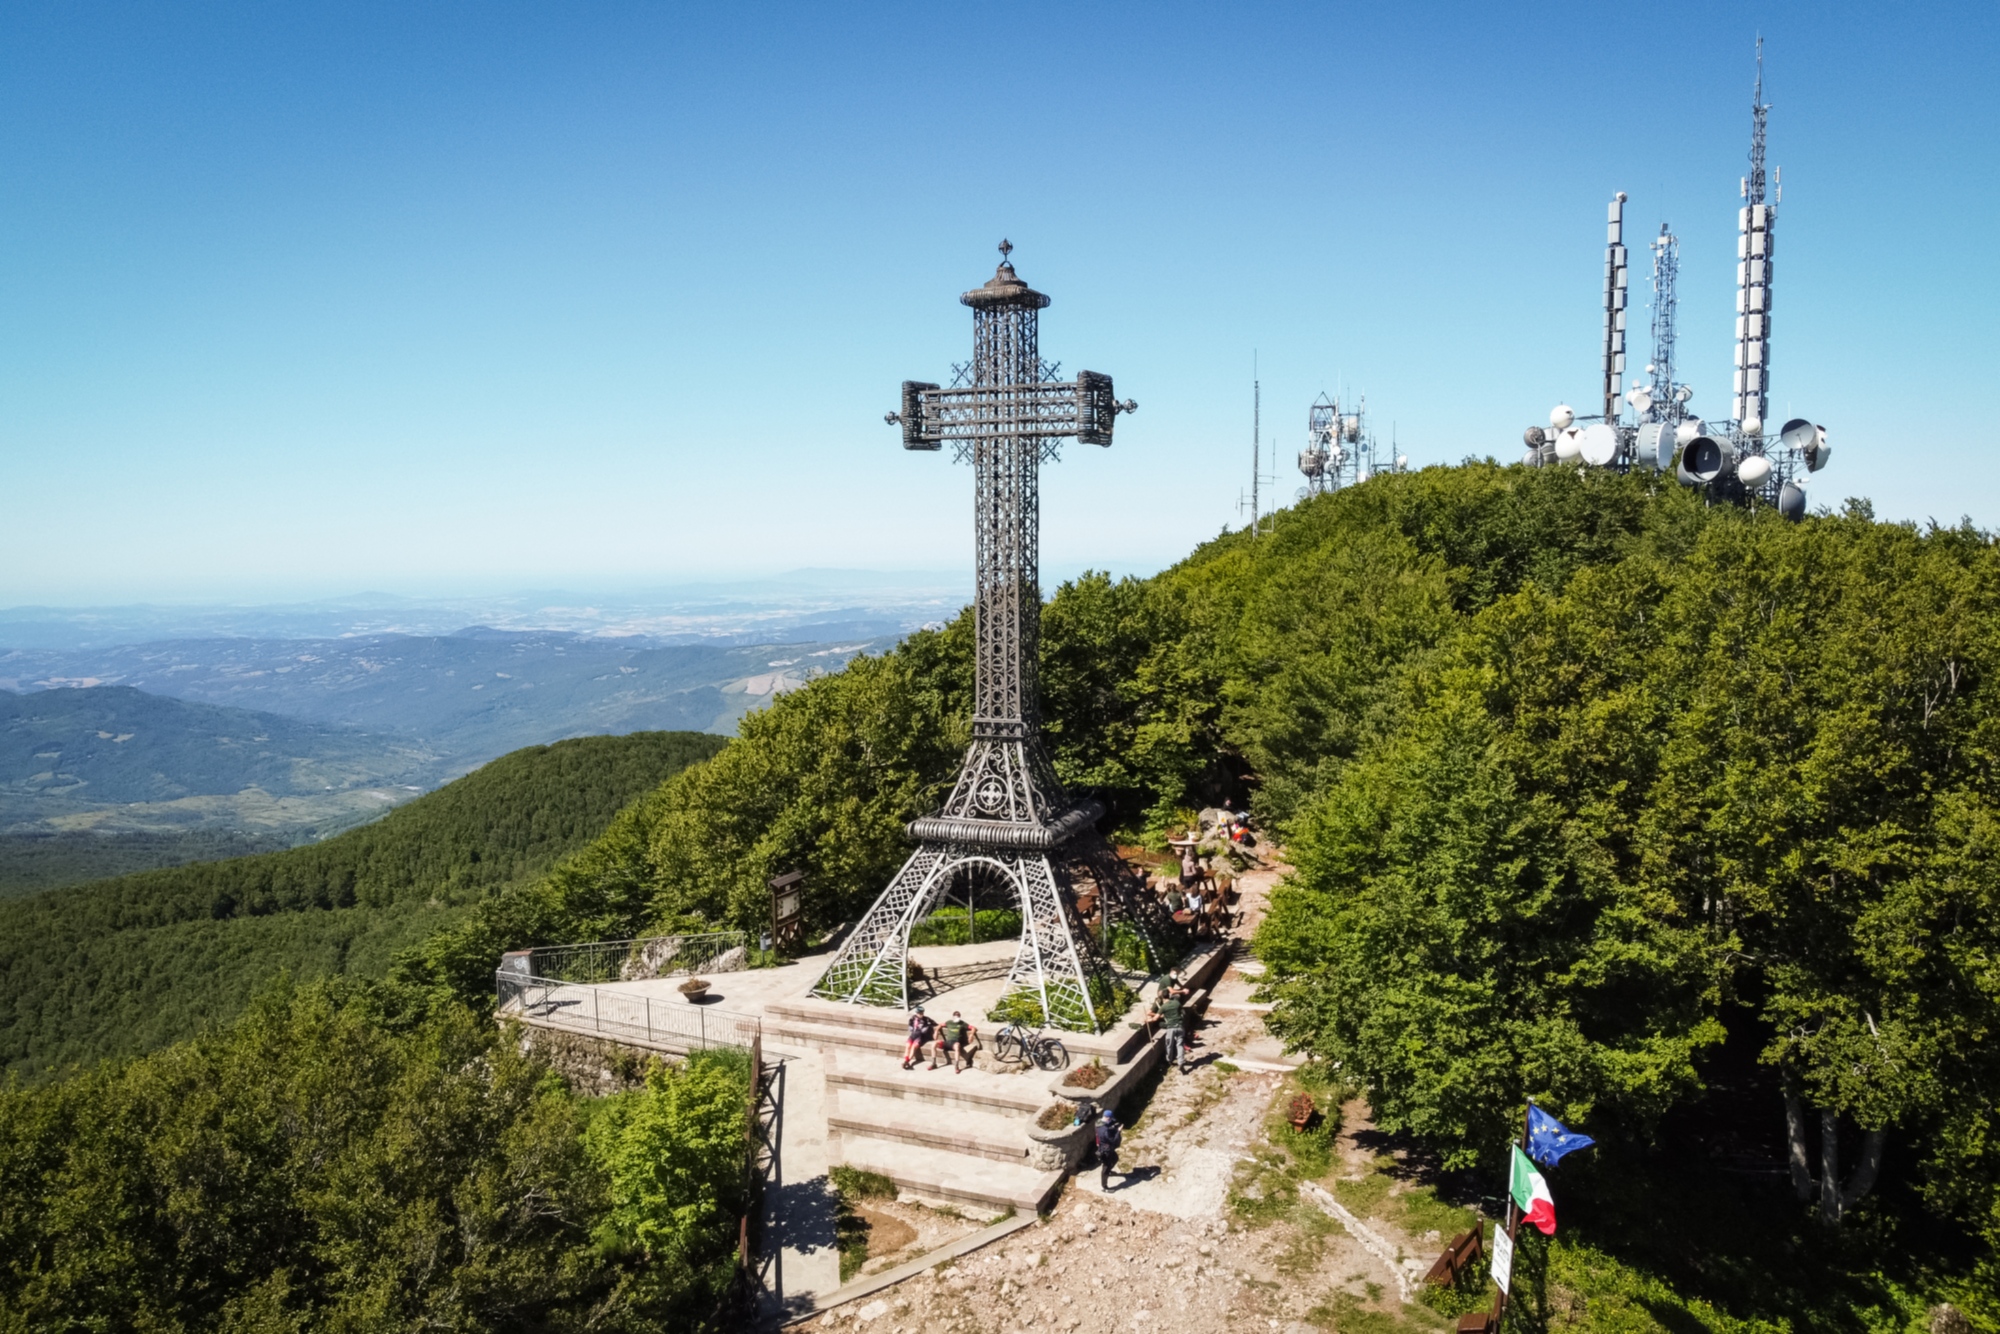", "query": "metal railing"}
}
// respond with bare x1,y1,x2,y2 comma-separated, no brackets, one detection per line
522,930,749,985
497,967,762,1055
